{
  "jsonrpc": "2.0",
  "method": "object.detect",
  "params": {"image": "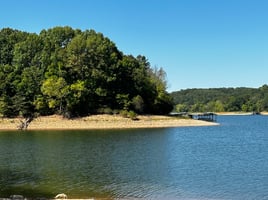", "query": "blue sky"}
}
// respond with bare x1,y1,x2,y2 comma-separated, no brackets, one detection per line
1,0,268,91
